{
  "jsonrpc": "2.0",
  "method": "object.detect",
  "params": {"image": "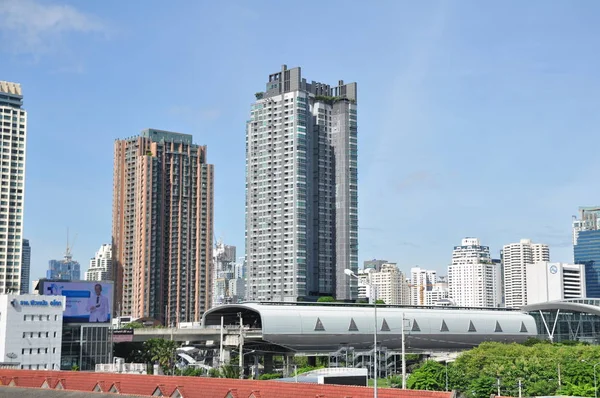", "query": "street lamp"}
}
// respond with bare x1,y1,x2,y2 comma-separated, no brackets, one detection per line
345,268,378,398
594,362,600,398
